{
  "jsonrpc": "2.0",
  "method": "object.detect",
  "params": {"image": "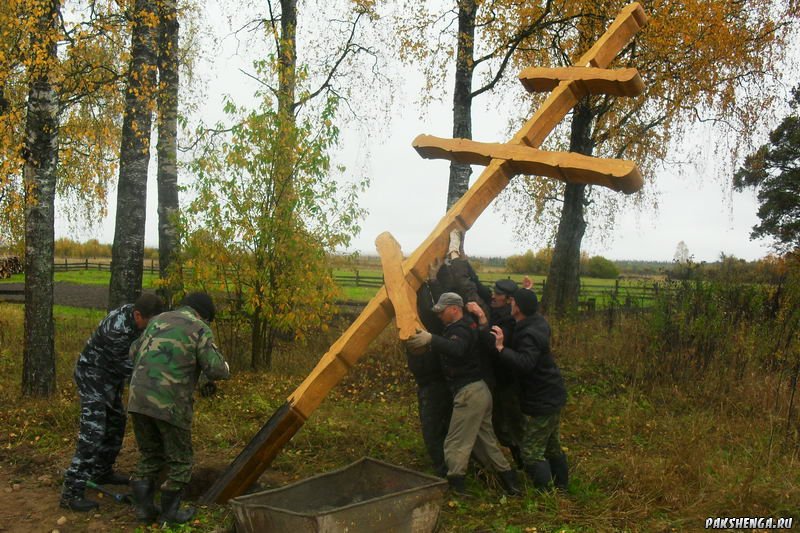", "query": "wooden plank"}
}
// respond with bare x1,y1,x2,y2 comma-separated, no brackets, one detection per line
413,135,643,194
375,232,423,341
519,67,644,97
201,1,648,504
